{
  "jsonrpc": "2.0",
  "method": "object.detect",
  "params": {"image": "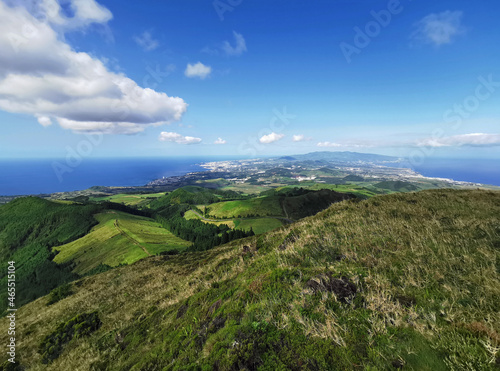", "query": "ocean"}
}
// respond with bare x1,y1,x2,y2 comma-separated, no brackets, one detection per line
0,156,498,196
0,157,239,196
410,158,500,187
